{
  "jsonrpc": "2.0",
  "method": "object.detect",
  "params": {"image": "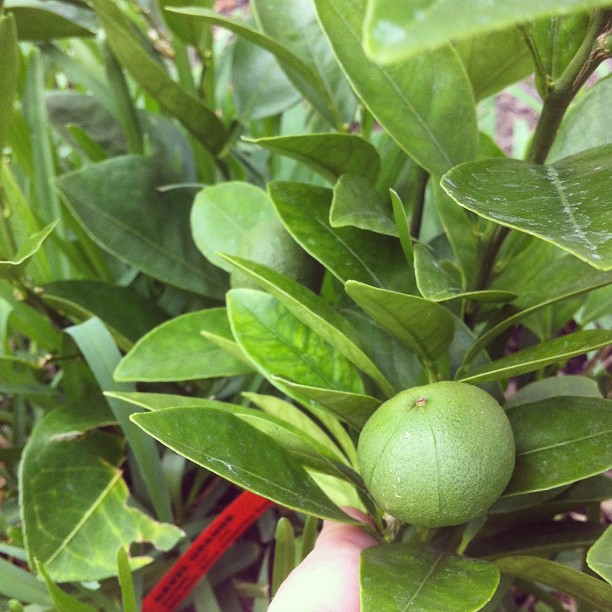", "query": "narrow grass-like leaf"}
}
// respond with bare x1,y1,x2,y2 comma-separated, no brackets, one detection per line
361,543,500,612
504,396,612,496
36,561,97,612
0,15,19,153
494,556,612,609
131,407,354,522
460,329,612,384
272,518,296,596
0,556,52,606
117,547,138,612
